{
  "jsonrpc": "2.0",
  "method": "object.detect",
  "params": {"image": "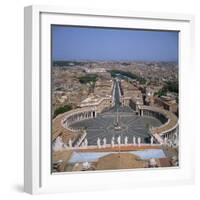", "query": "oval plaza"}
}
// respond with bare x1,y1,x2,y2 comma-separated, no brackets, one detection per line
52,78,178,151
